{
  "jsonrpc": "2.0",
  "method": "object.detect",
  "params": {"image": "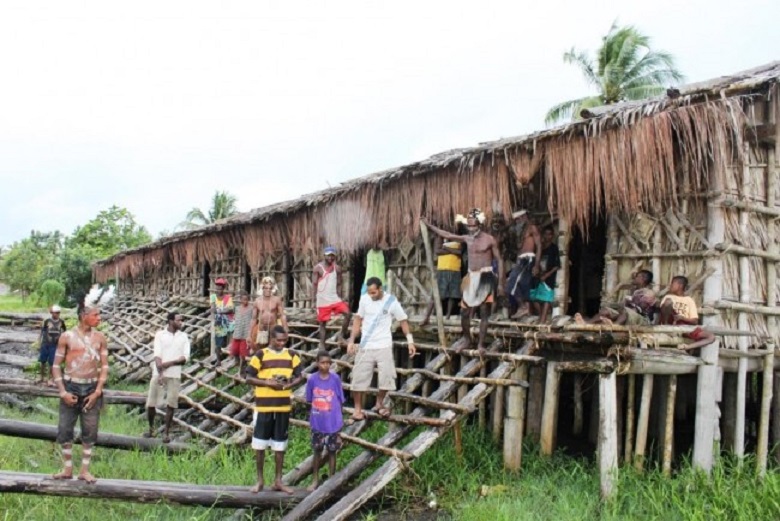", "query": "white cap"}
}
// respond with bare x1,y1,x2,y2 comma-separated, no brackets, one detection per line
51,305,61,312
